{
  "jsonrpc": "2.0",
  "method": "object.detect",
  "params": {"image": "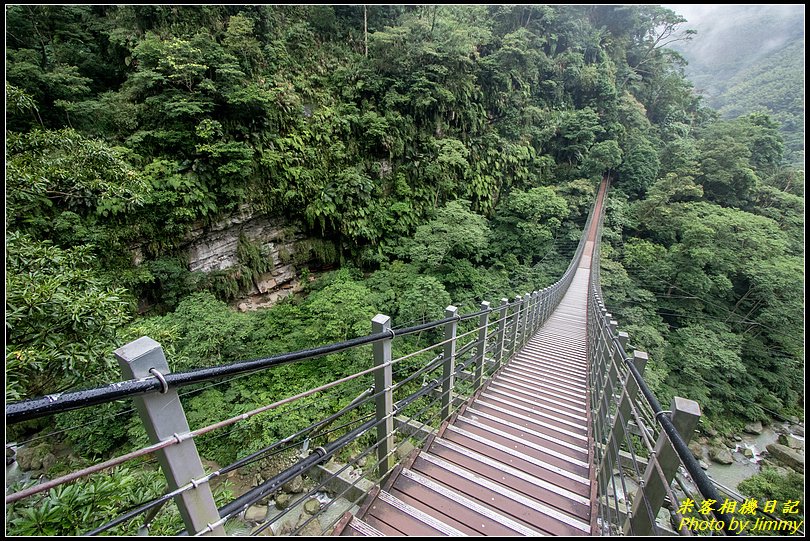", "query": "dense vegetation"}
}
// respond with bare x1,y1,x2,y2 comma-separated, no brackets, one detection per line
5,5,803,535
